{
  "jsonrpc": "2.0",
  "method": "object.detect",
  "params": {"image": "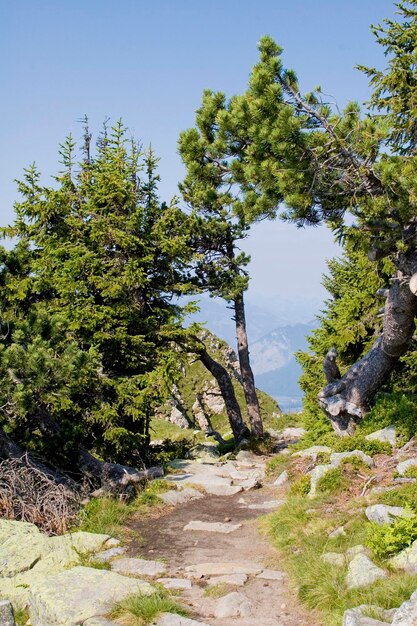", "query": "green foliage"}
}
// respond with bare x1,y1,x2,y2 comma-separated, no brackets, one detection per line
367,514,417,558
0,122,191,467
111,591,187,625
332,434,391,456
266,454,289,477
316,468,347,494
78,497,134,536
288,475,311,496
